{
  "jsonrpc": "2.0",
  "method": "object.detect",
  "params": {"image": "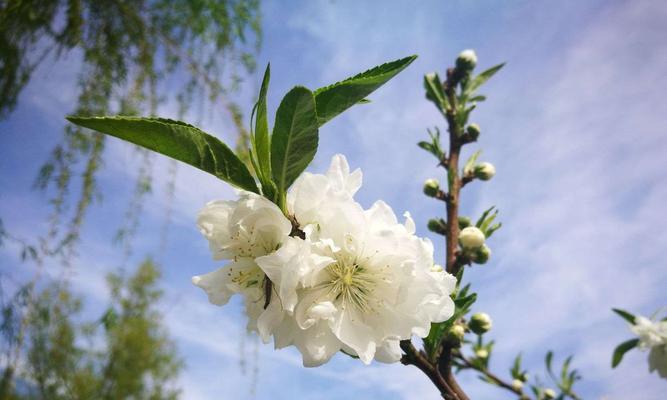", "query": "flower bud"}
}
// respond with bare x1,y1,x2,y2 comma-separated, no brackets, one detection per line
511,379,524,391
466,123,481,140
427,218,445,234
471,244,491,264
456,49,477,71
543,389,556,399
469,312,493,334
475,348,489,359
474,162,496,181
446,324,466,343
458,216,471,228
423,178,440,197
459,226,485,249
